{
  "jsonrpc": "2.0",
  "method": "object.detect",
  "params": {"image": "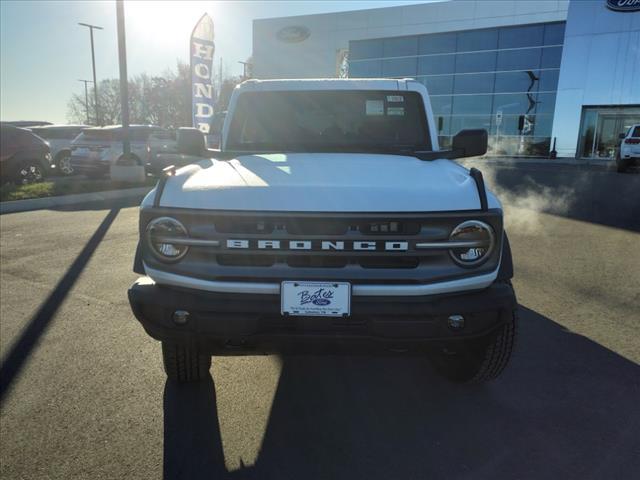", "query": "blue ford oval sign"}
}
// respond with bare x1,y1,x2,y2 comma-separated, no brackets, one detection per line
276,26,310,43
606,0,640,12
